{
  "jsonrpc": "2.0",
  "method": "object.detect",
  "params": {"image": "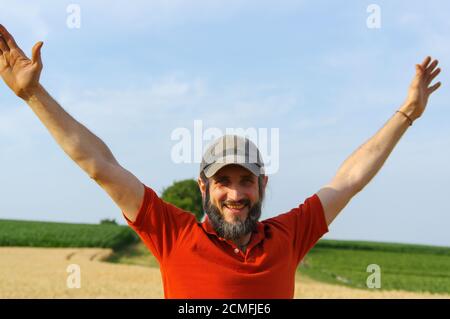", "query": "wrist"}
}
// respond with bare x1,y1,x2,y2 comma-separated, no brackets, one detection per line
398,102,418,120
21,83,45,103
395,110,413,126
